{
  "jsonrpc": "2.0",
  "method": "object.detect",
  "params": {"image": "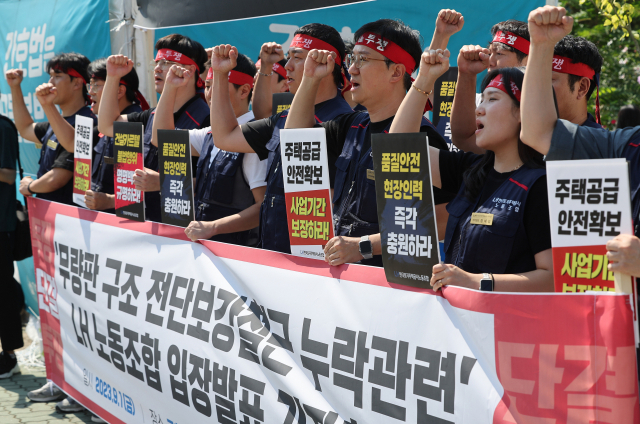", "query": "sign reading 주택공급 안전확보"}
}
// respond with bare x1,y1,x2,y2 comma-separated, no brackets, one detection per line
113,121,145,222
72,115,93,208
280,128,334,260
372,133,440,287
28,196,640,424
158,129,194,227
